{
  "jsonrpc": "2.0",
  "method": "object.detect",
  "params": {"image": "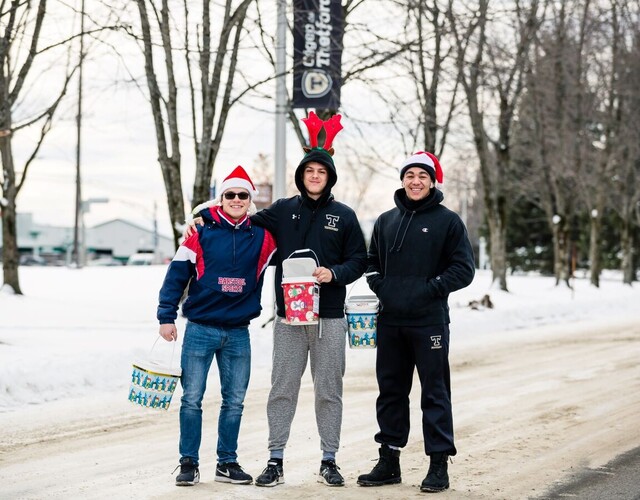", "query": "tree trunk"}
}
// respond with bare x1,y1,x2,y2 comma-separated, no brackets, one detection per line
486,211,508,290
157,157,185,249
620,217,634,285
552,218,571,287
0,132,22,294
588,206,602,288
